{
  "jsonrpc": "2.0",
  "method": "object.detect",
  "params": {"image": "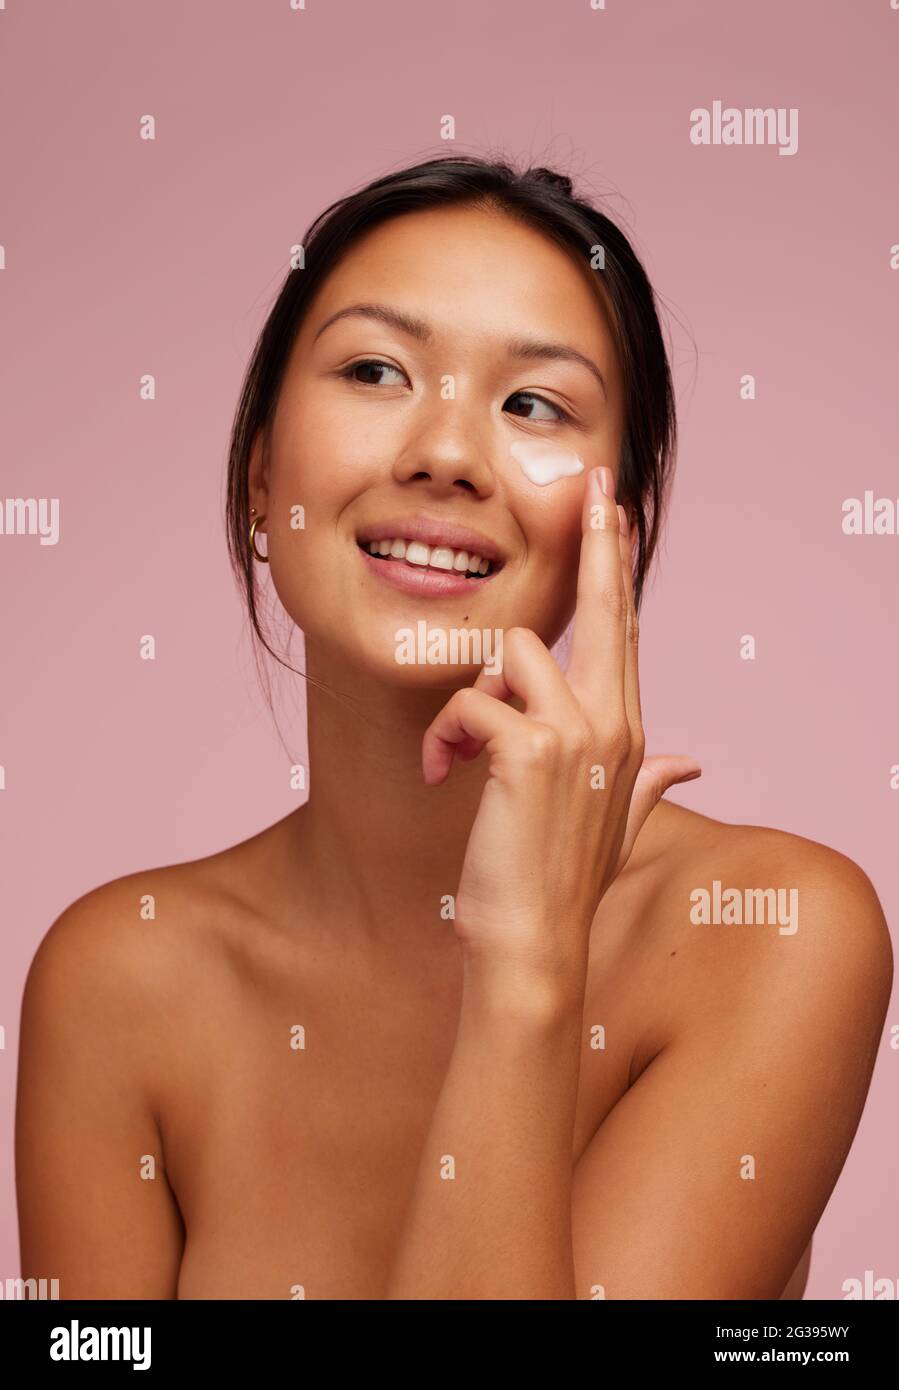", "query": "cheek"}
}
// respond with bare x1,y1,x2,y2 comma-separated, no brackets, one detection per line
514,487,585,617
504,441,588,603
509,439,585,487
273,401,358,493
261,413,346,626
268,403,373,544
